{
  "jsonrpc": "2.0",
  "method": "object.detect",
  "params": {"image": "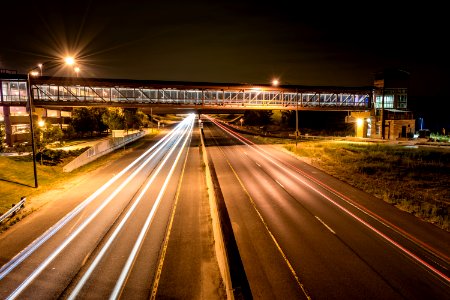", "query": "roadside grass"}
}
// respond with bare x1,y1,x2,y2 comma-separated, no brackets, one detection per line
283,141,450,231
0,131,159,231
